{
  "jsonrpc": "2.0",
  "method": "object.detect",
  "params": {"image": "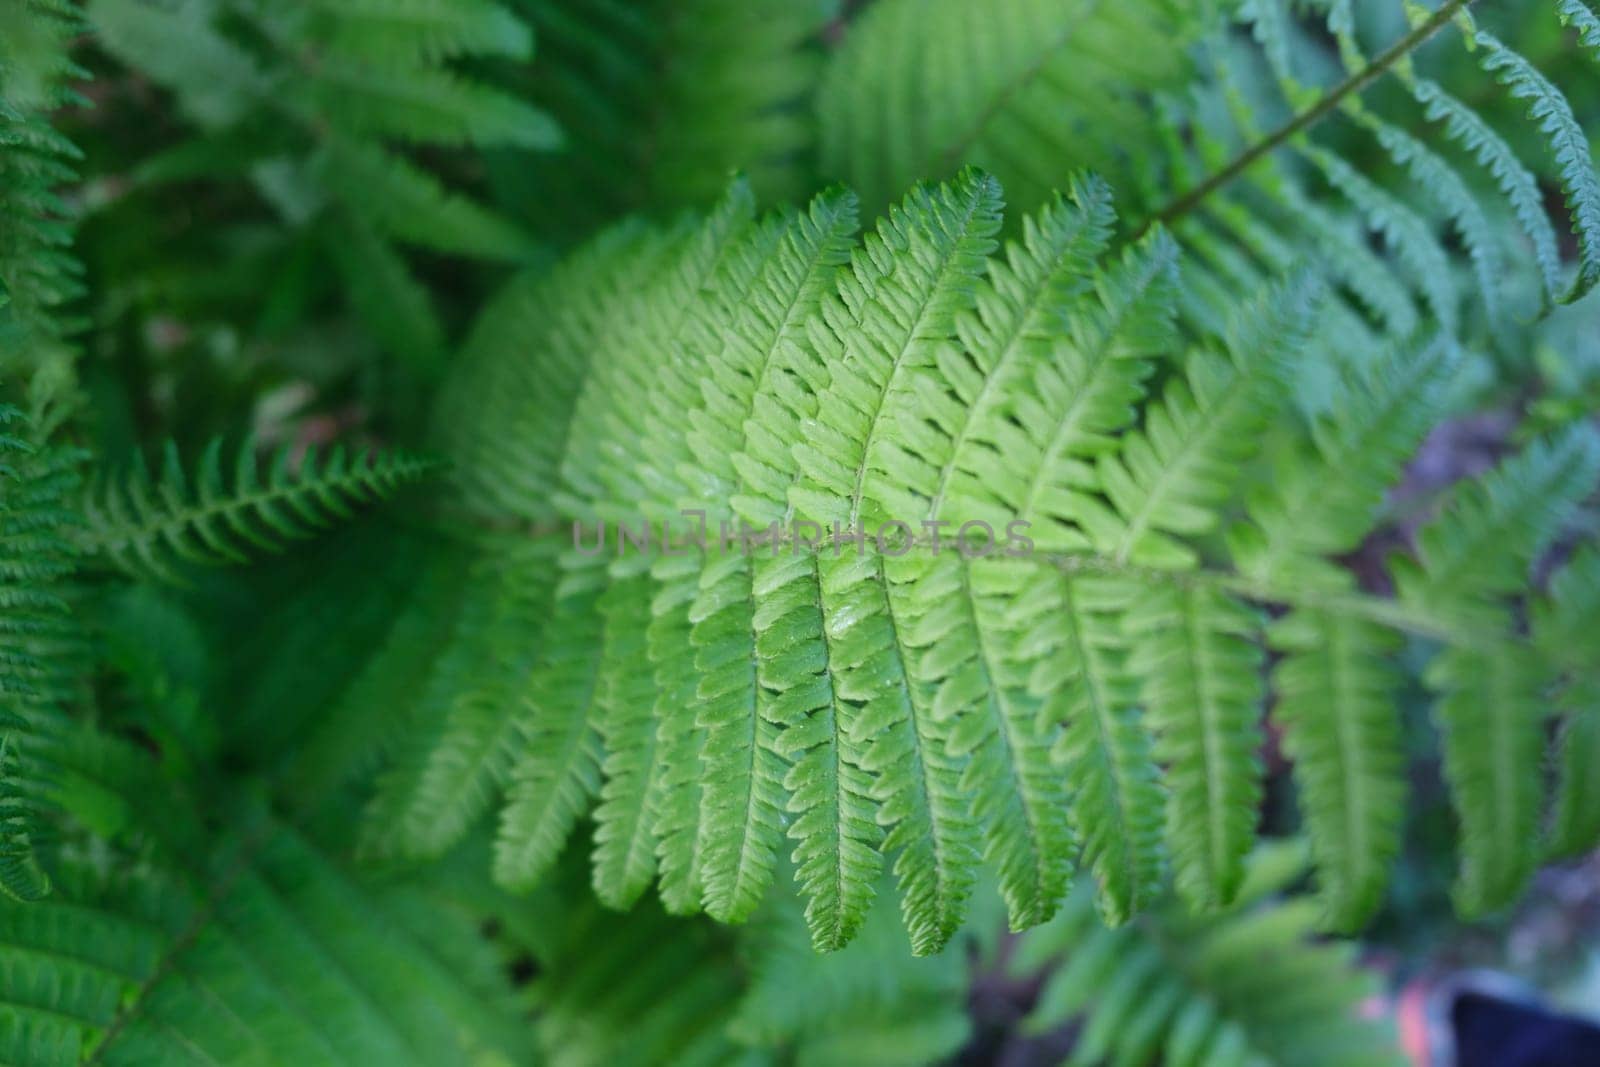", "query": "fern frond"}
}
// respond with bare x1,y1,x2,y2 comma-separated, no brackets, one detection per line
350,539,554,856
0,0,84,114
1353,114,1504,331
1027,573,1165,925
1,1,83,359
684,190,877,943
519,864,751,1066
1271,611,1406,931
1232,334,1458,590
557,183,758,519
1125,585,1263,911
86,0,267,127
0,113,81,346
323,211,448,380
7,828,530,1063
1474,26,1600,302
1012,845,1405,1066
941,195,1180,555
0,710,533,1066
1560,0,1600,56
1536,548,1600,859
284,543,473,799
315,138,535,260
785,170,1004,952
1547,678,1600,862
435,218,676,525
80,437,438,582
494,552,607,891
930,553,1074,931
732,880,970,1066
816,0,1194,215
1087,277,1317,568
1409,77,1564,307
87,0,545,391
1300,146,1459,337
857,179,1142,931
590,567,669,907
651,564,712,916
1431,644,1551,916
498,0,834,243
1158,0,1600,343
1395,425,1600,625
0,404,83,902
371,170,1600,952
1398,429,1600,912
304,63,560,150
309,0,533,65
